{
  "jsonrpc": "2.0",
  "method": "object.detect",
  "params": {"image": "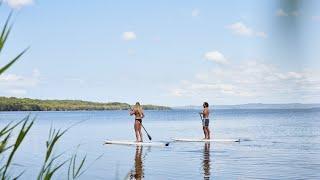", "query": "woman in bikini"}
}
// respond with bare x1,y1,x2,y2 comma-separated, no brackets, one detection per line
130,102,145,142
